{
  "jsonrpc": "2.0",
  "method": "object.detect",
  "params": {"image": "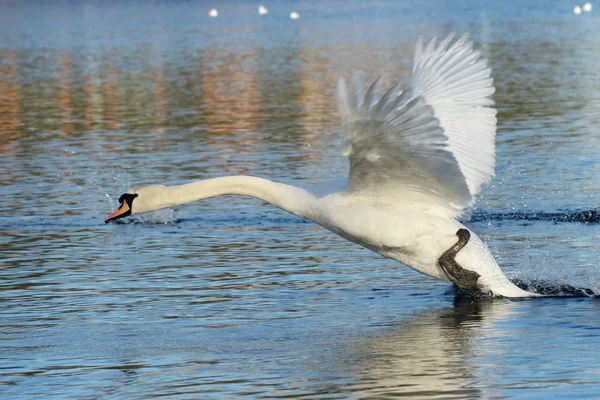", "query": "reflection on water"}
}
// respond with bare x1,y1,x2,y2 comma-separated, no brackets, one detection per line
346,299,500,398
3,0,600,398
336,298,600,398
